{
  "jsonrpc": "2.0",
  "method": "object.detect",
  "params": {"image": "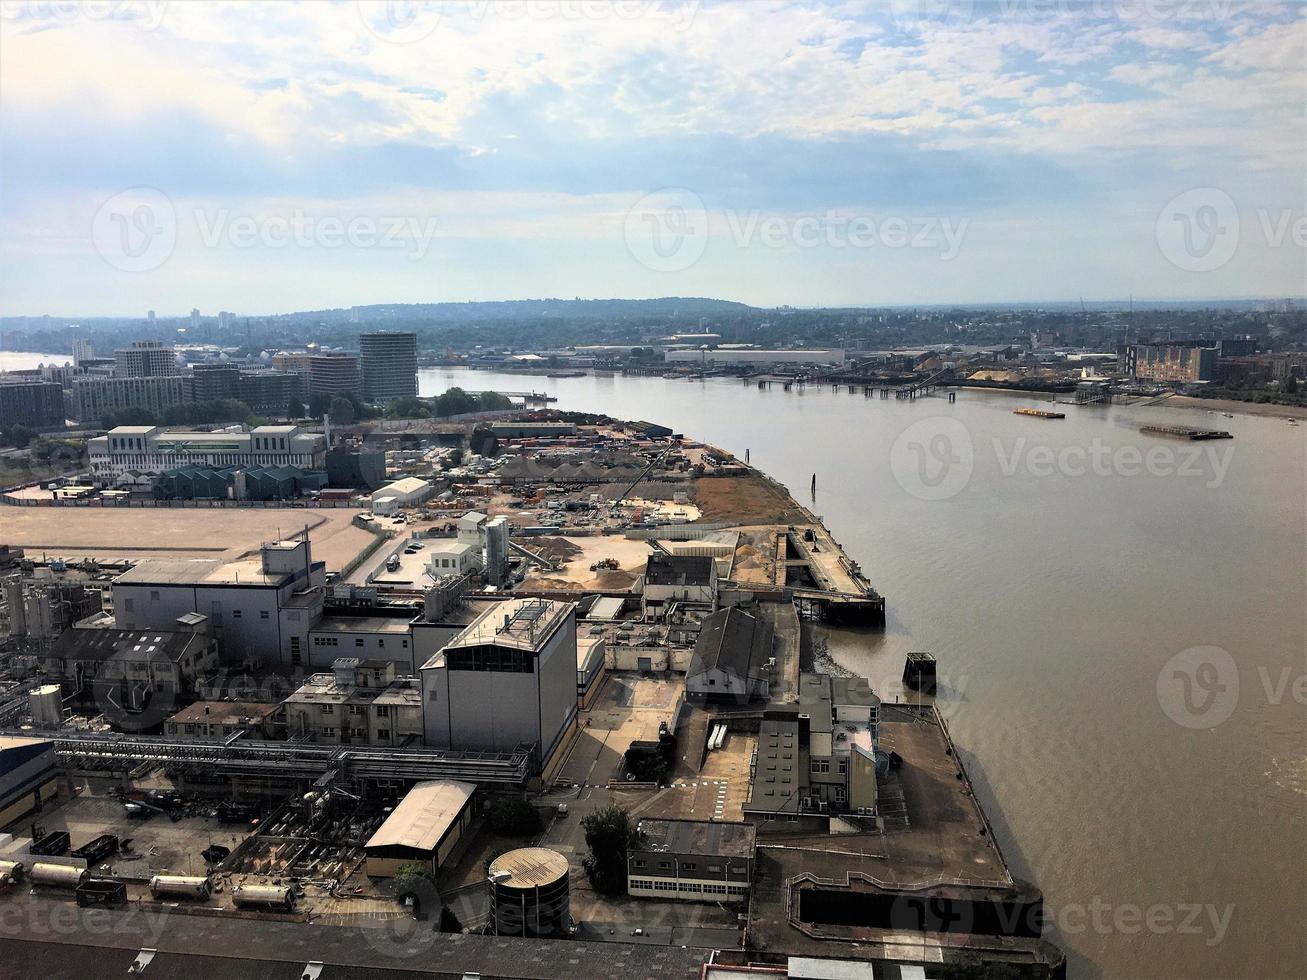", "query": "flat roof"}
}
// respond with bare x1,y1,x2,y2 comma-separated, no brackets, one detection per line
745,719,802,815
446,597,573,653
115,556,298,587
633,819,756,859
365,780,475,852
588,595,626,620
313,615,413,634
167,701,278,725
